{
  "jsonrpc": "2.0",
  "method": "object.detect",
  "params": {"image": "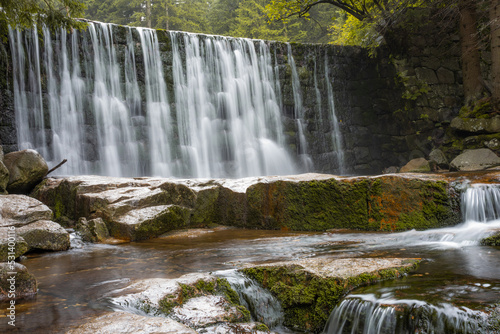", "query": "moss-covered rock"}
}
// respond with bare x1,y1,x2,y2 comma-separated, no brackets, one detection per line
32,173,467,239
109,204,191,241
480,232,500,246
246,174,460,232
240,257,420,333
17,220,70,251
75,217,110,243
